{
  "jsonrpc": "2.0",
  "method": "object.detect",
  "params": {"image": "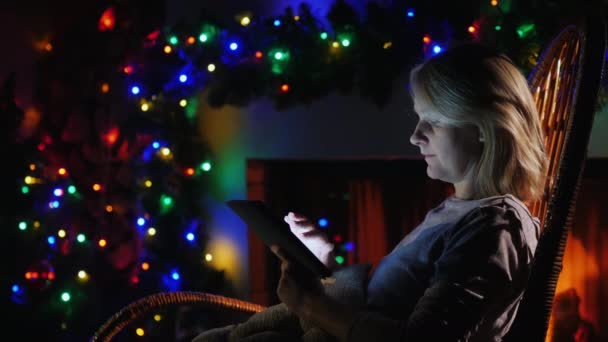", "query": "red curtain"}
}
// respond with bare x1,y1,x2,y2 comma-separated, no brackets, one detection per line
347,180,388,270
